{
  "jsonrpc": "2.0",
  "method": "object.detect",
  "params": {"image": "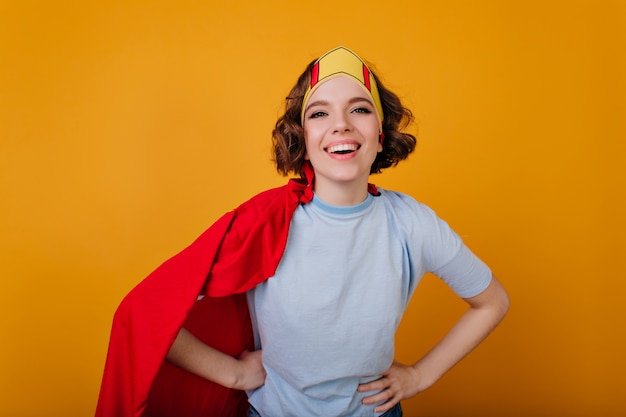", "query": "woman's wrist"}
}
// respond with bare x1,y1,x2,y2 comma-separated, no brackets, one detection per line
411,362,438,393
